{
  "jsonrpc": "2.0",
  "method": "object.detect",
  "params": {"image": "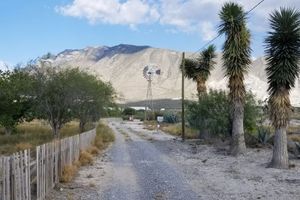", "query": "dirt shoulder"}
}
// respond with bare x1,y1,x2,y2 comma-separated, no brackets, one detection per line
154,139,300,200
47,120,300,200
